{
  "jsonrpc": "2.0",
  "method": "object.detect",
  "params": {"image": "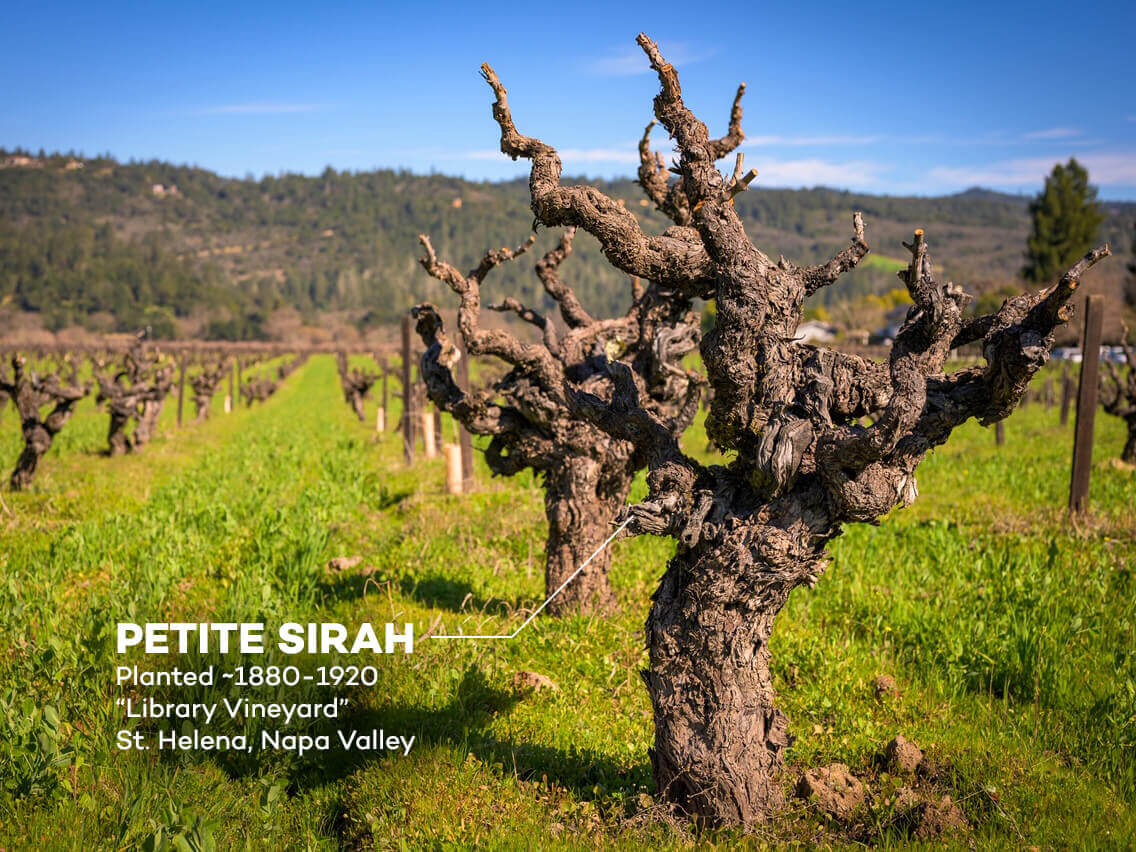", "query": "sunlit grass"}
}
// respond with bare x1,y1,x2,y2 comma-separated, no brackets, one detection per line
0,356,1133,847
